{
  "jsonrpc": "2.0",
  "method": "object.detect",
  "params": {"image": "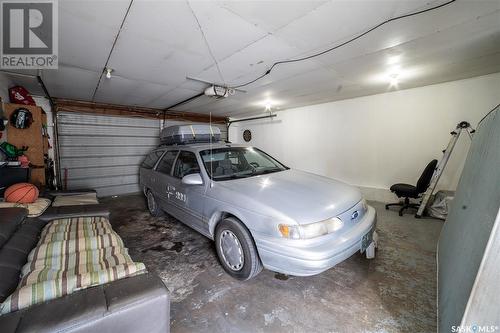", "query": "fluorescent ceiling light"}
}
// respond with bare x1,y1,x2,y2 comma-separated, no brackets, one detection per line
387,55,402,65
